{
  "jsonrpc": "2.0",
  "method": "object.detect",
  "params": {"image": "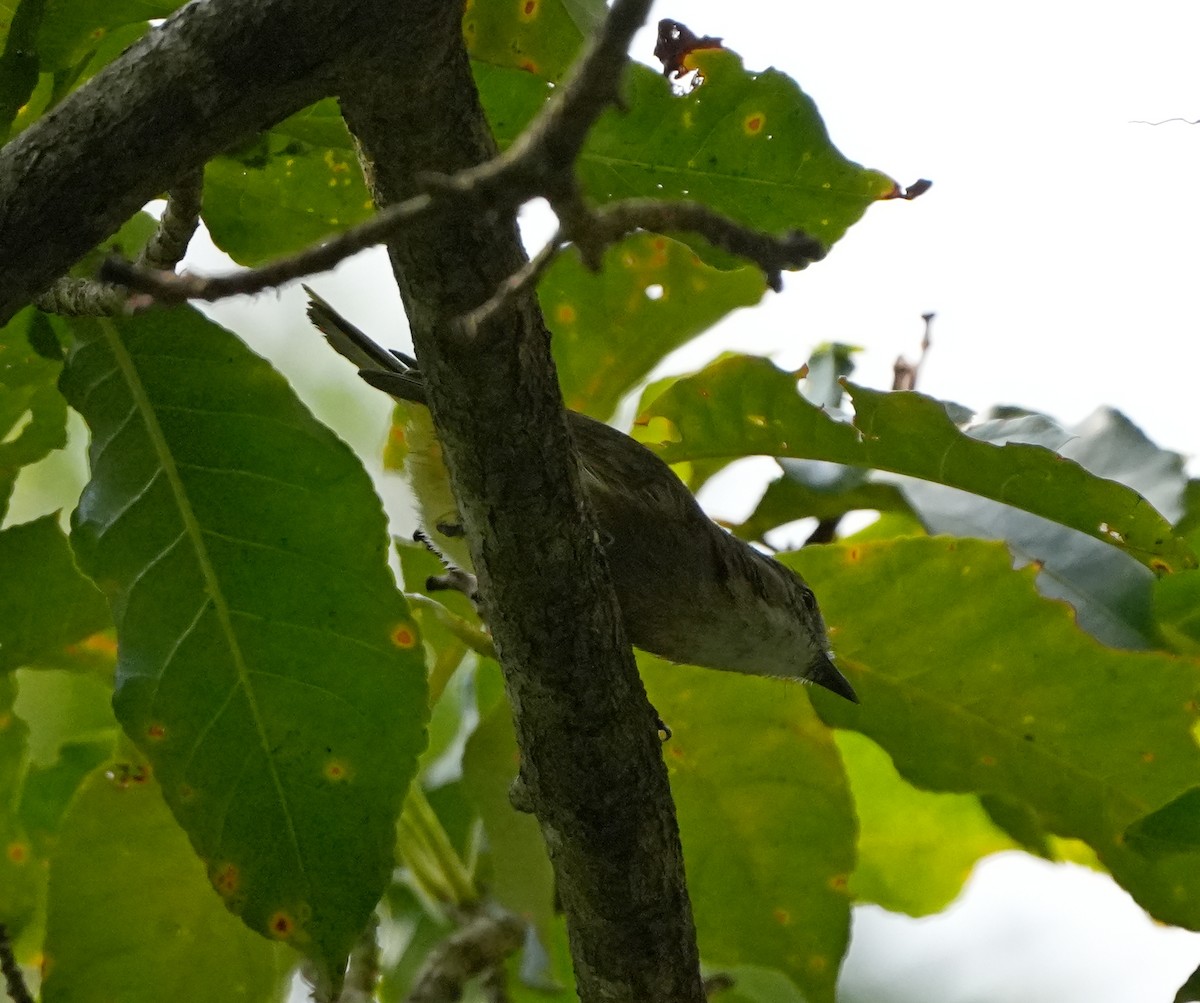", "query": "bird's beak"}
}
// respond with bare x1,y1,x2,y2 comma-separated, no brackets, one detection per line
809,652,858,704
